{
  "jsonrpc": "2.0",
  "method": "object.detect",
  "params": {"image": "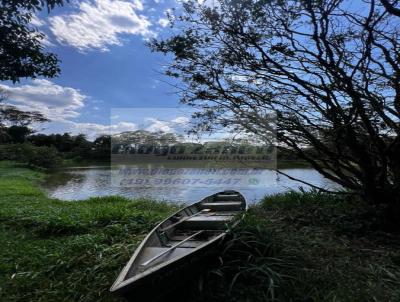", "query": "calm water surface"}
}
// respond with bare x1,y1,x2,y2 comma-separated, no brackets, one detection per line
43,165,339,204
